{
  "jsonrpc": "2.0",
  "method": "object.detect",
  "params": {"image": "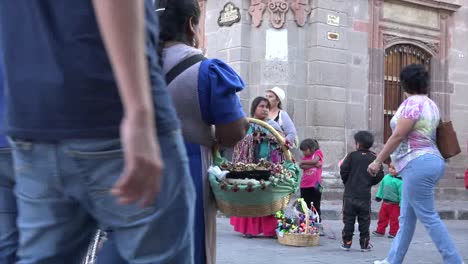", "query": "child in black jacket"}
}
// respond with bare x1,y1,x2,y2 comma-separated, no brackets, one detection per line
340,131,384,252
